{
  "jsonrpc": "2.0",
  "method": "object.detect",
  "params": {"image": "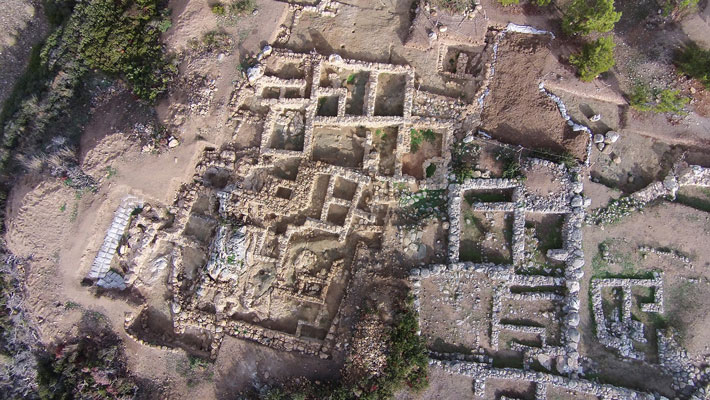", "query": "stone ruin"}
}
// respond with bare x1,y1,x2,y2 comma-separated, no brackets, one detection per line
166,49,467,359
80,46,709,398
86,195,144,290
590,274,664,361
